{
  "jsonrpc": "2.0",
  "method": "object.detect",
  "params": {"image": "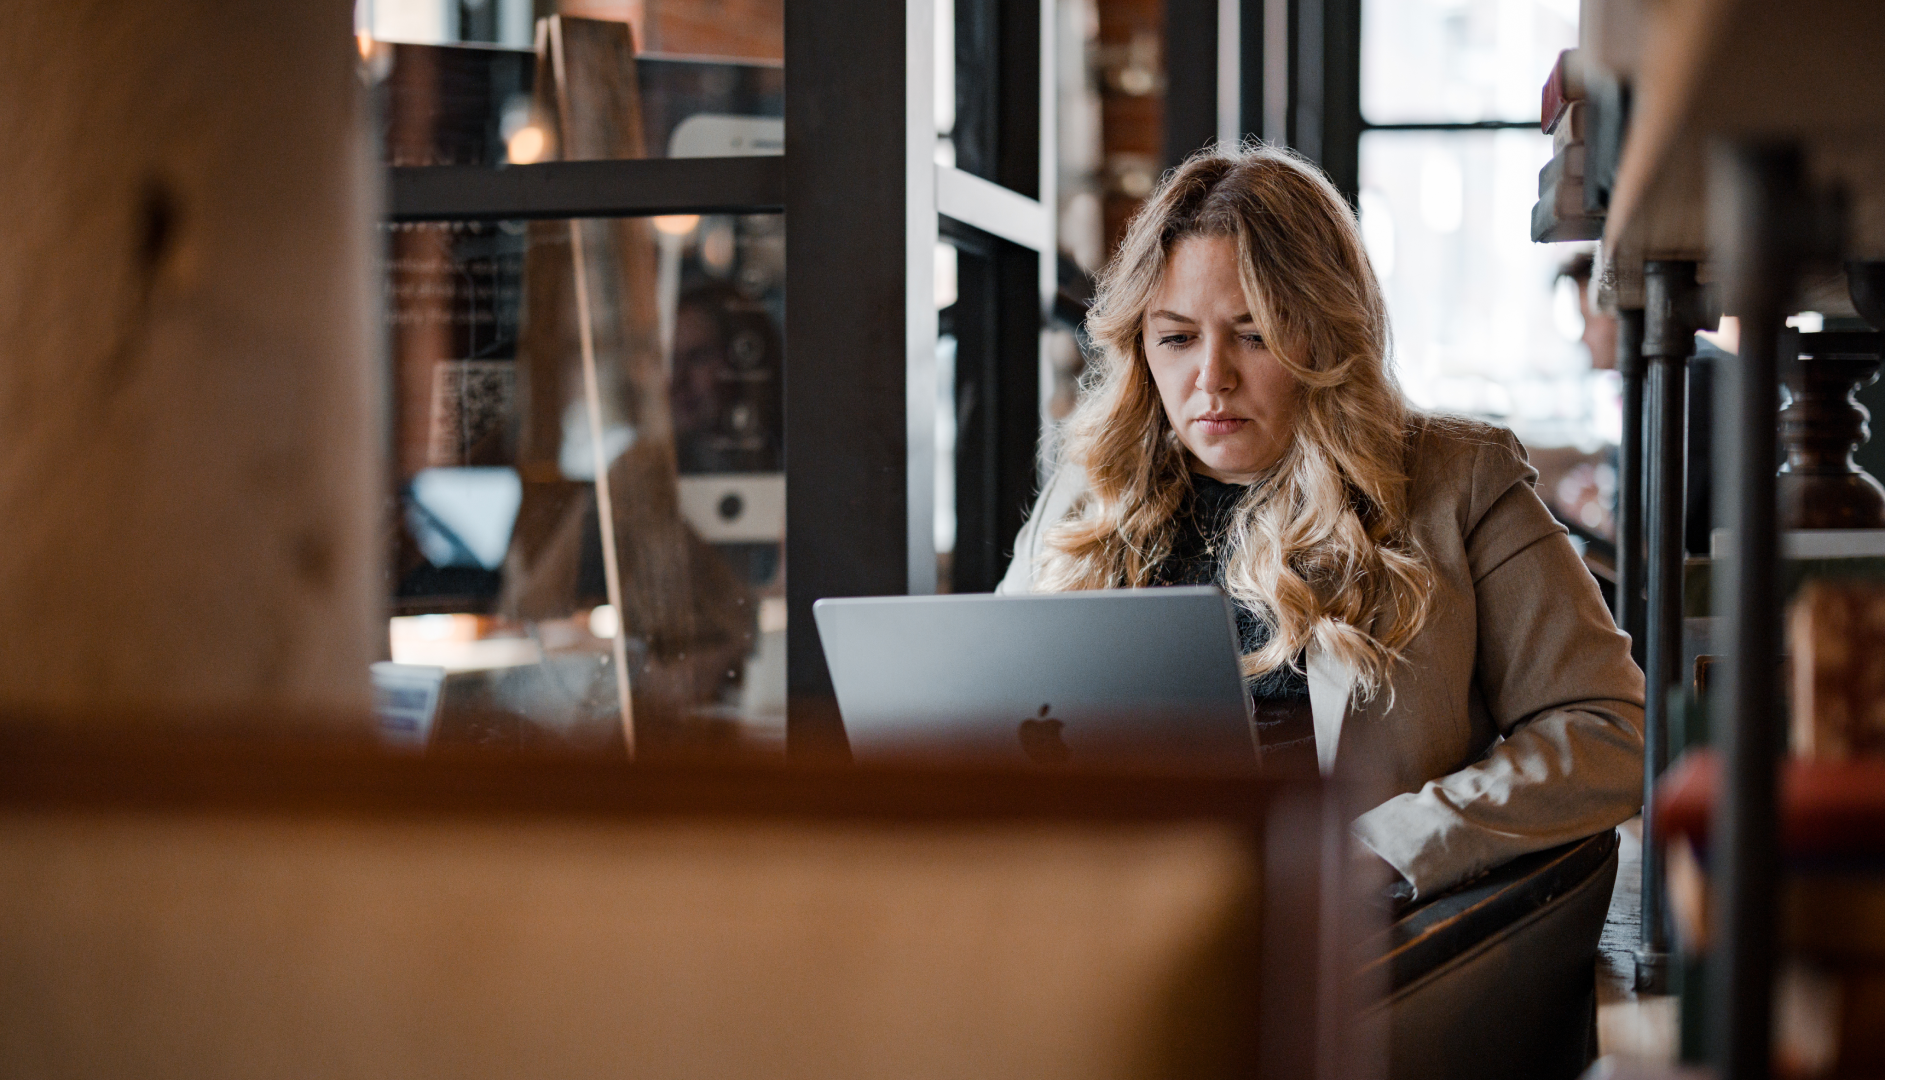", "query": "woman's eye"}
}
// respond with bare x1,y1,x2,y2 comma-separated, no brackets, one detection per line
1241,334,1266,349
1156,333,1192,348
